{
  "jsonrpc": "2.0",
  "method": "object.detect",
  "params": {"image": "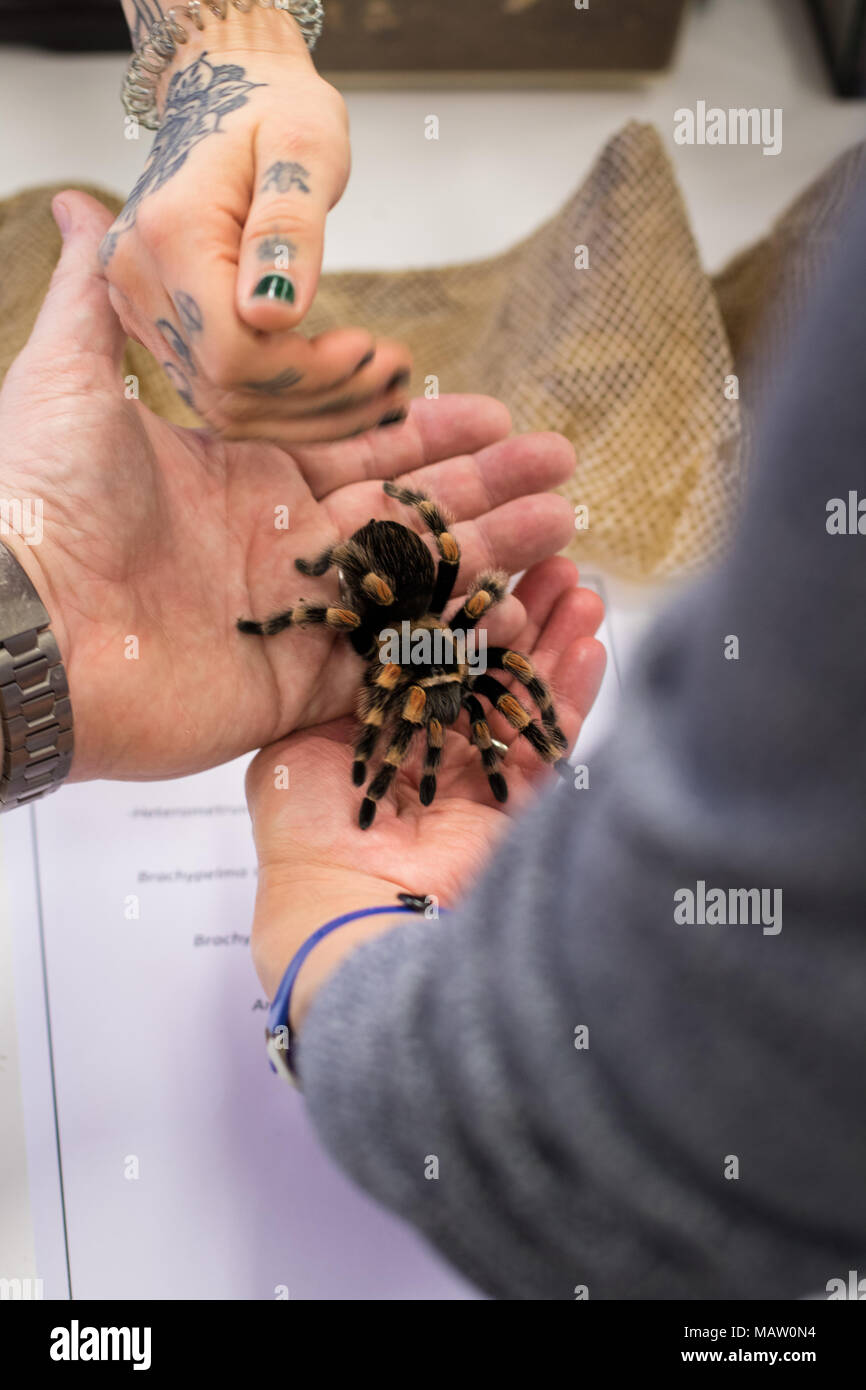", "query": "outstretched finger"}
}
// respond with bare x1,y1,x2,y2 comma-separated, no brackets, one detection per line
291,395,513,497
